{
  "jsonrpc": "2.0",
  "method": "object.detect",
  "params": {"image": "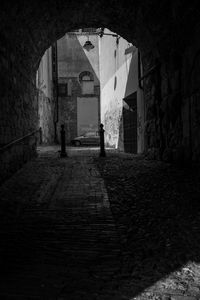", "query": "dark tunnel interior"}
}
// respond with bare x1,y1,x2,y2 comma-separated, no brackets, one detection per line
1,1,200,299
